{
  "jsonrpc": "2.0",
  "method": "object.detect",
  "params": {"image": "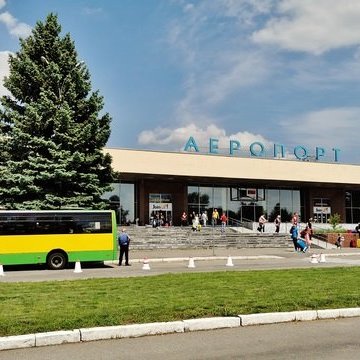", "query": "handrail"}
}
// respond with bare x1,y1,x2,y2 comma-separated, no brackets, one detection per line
227,216,241,226
312,232,328,242
227,216,253,230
